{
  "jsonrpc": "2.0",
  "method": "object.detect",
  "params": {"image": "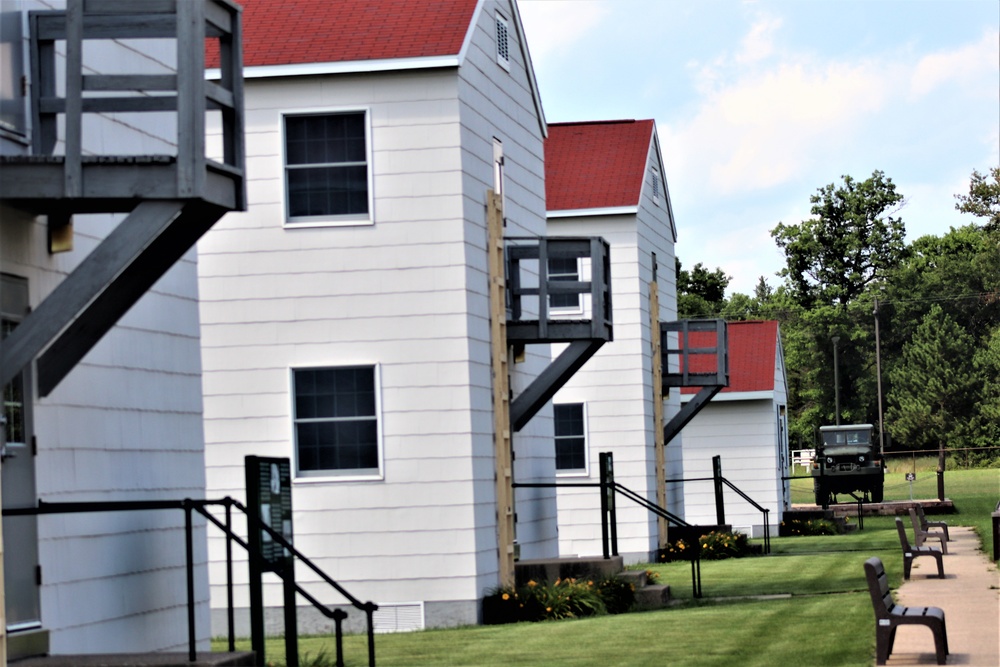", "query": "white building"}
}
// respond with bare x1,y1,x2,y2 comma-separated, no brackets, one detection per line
679,320,790,537
198,0,590,632
543,120,682,562
1,0,244,661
